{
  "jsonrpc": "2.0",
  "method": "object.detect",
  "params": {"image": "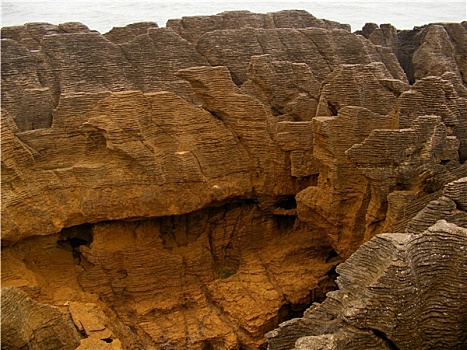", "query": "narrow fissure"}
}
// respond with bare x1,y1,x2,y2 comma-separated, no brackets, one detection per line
371,329,401,350
277,272,338,324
